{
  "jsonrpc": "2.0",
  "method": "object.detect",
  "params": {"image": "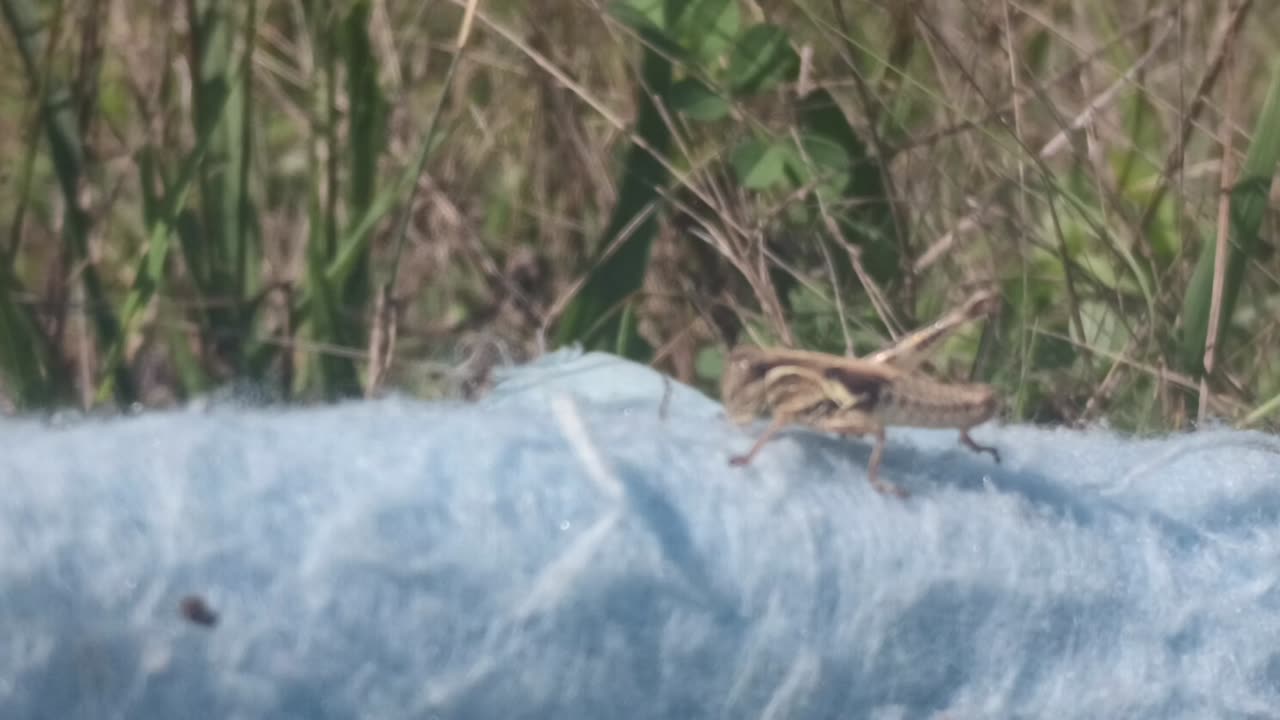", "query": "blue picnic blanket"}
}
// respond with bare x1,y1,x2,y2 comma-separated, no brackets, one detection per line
2,347,1278,719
